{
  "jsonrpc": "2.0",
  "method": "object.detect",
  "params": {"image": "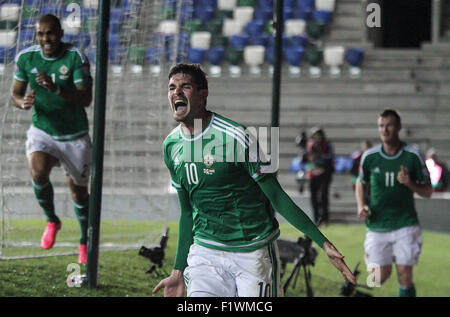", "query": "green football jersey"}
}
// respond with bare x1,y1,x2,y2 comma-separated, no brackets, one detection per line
163,113,280,252
14,43,92,141
359,143,431,232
